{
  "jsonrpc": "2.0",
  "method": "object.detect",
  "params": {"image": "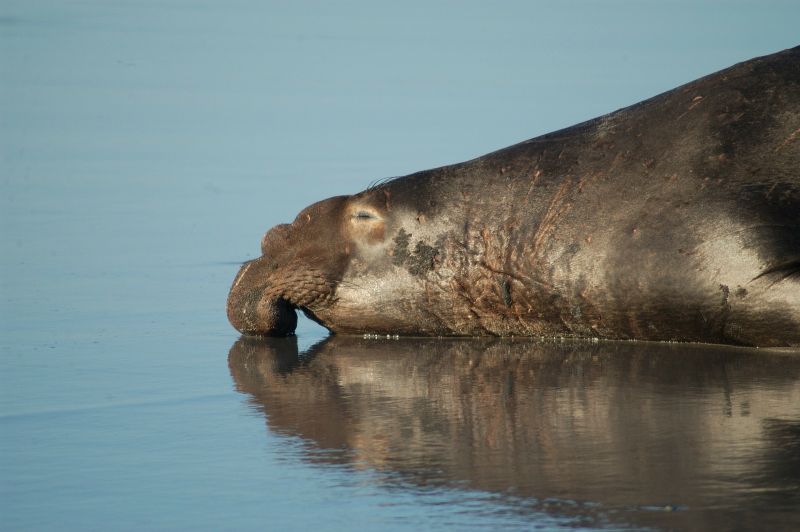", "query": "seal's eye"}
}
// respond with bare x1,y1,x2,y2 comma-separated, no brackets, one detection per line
353,211,376,221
